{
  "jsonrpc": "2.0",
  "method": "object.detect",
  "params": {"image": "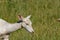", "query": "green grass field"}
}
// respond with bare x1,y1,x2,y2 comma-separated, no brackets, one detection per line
0,0,60,40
